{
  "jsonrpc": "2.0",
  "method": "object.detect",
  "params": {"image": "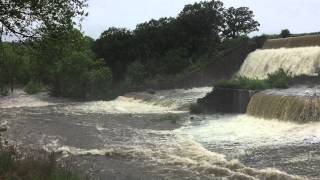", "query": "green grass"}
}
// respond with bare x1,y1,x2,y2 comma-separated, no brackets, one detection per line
214,69,290,90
